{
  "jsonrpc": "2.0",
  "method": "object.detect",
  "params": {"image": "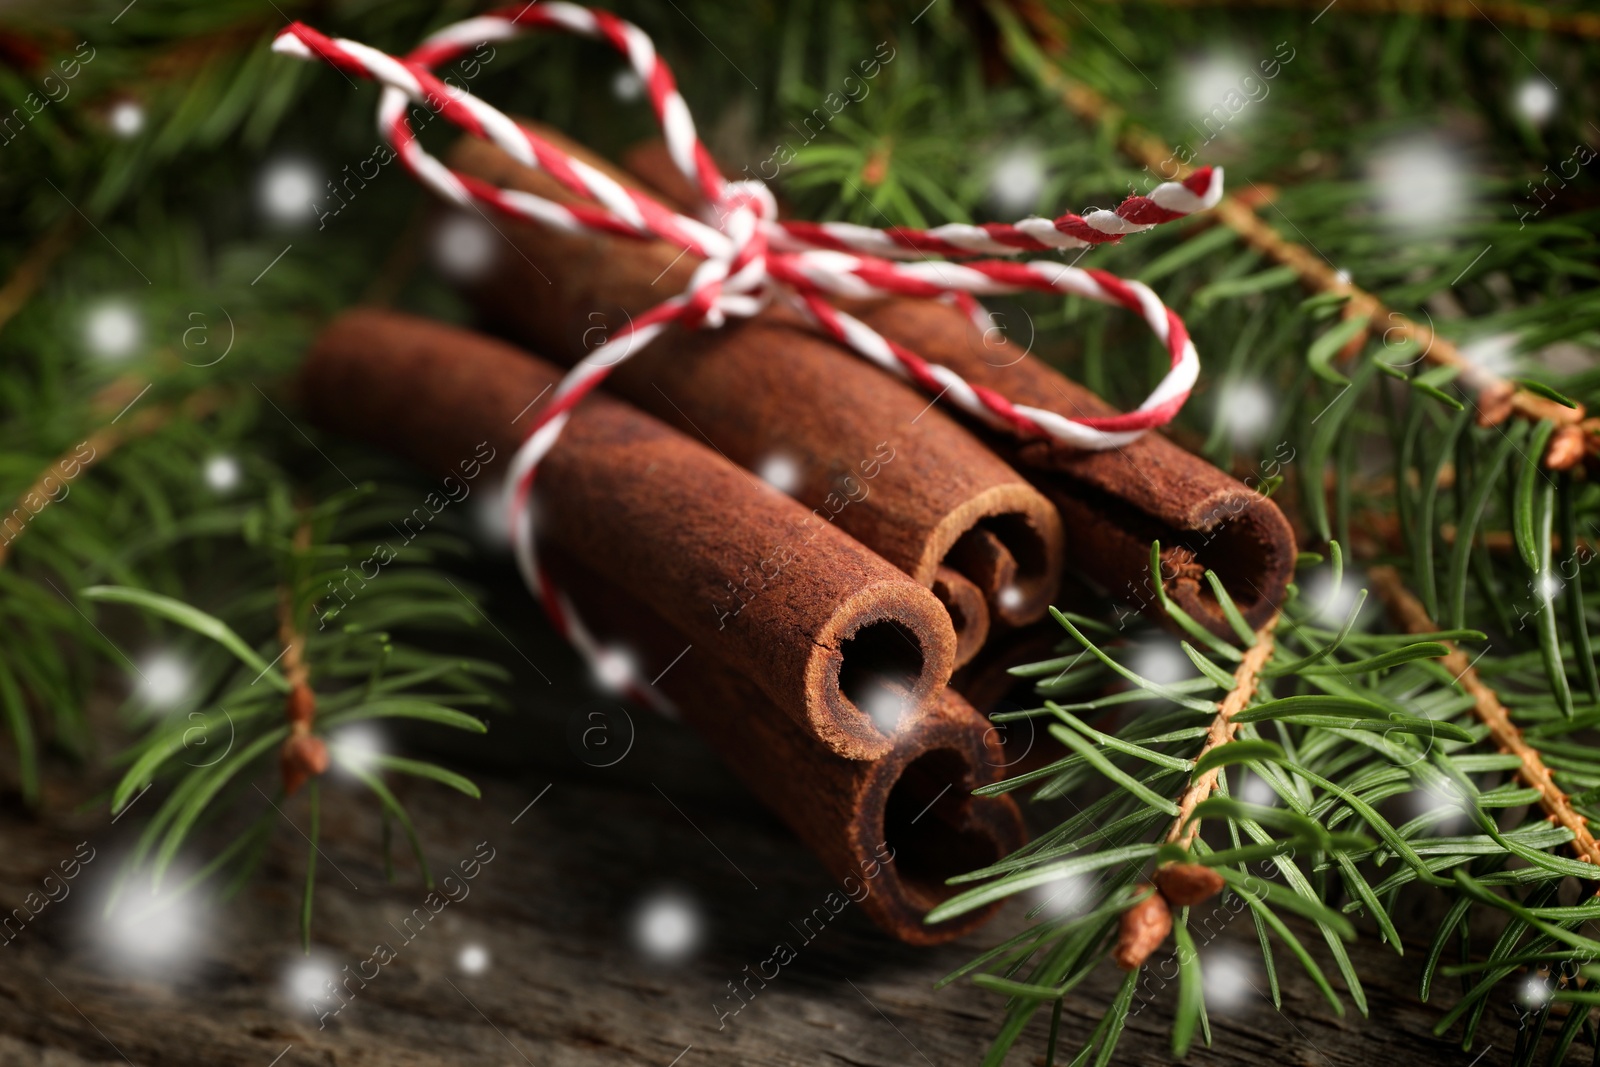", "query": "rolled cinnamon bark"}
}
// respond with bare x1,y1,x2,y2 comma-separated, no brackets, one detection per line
615,138,1298,639
547,546,1027,944
932,565,990,669
302,309,957,761
443,127,1064,648
853,300,1298,637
